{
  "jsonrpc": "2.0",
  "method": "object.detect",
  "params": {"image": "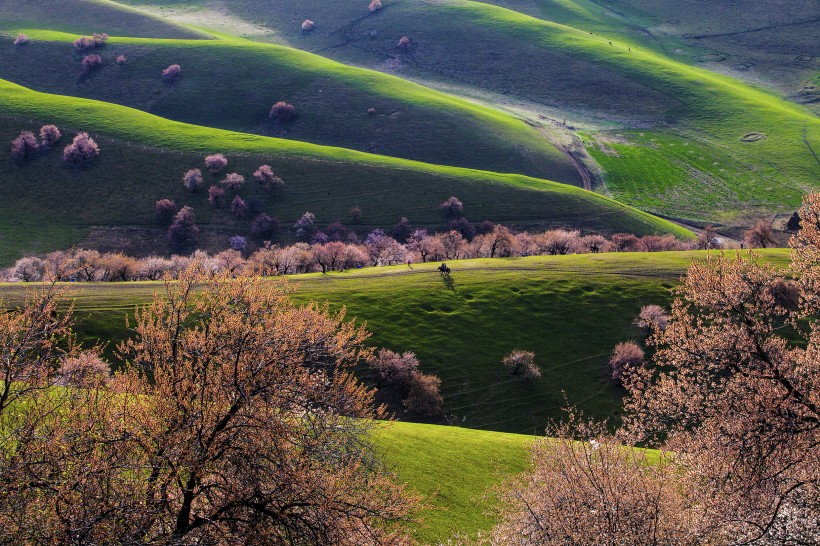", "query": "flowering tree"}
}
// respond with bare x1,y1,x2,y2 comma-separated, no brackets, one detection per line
154,198,178,225
502,350,540,378
161,63,181,82
62,132,100,166
439,196,464,219
0,266,417,544
13,33,28,46
269,101,297,122
182,168,203,192
207,185,225,208
81,54,103,73
38,125,61,148
301,19,315,31
253,164,284,192
220,172,245,192
230,195,248,218
10,131,38,161
369,0,382,11
167,206,198,250
204,153,228,173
